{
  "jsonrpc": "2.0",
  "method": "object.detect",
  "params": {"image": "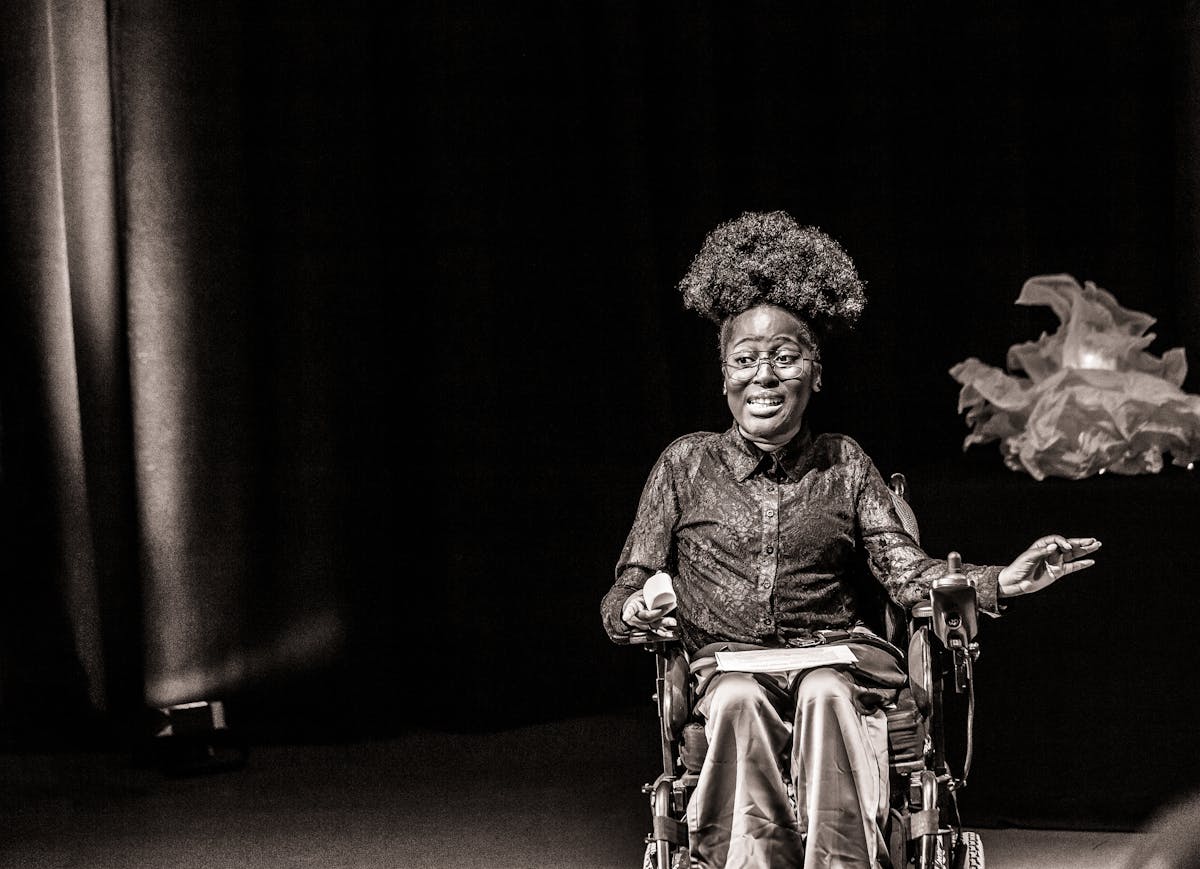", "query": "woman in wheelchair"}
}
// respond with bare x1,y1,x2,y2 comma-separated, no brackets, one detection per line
600,211,1100,869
